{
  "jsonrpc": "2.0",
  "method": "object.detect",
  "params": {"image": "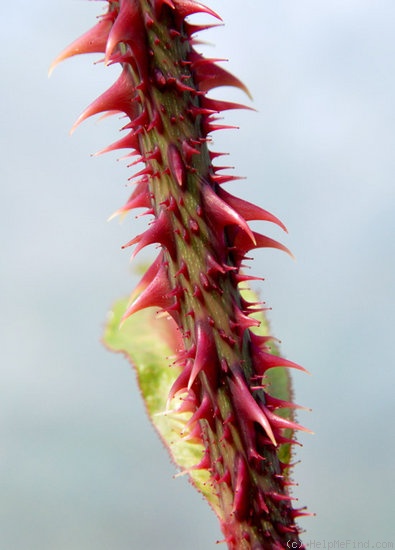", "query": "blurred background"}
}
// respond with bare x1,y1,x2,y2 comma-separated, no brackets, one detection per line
1,1,394,548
